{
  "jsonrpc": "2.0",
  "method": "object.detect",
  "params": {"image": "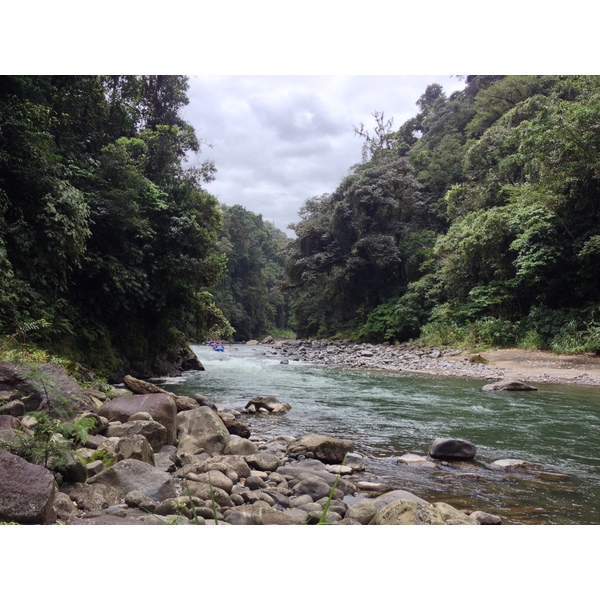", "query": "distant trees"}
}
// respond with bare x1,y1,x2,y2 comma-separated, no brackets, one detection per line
210,204,290,341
